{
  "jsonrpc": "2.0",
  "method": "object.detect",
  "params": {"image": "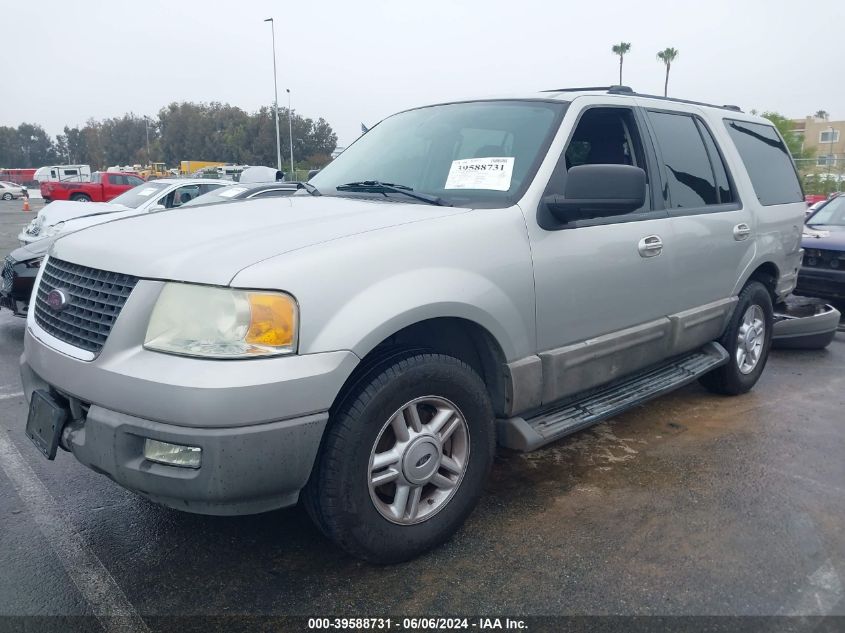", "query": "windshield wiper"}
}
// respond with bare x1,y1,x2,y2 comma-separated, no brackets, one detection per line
335,181,450,206
292,181,321,196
